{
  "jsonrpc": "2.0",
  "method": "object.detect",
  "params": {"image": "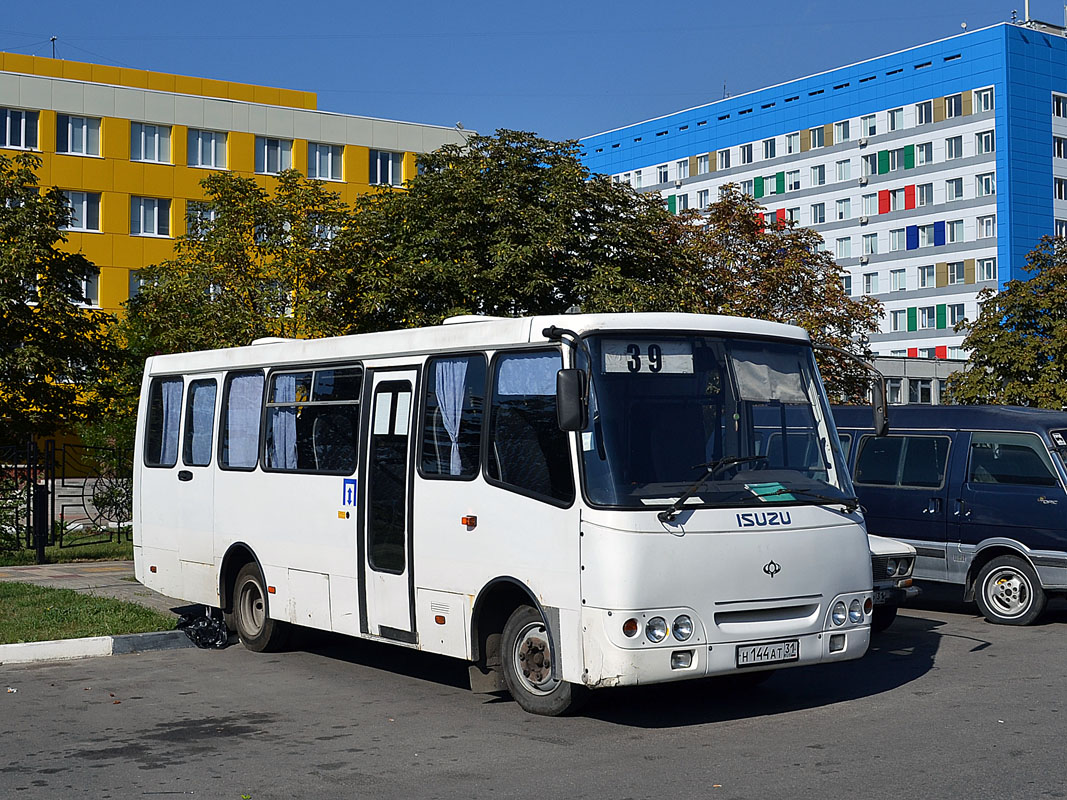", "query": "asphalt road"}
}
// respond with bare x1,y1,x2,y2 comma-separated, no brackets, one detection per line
2,587,1066,800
